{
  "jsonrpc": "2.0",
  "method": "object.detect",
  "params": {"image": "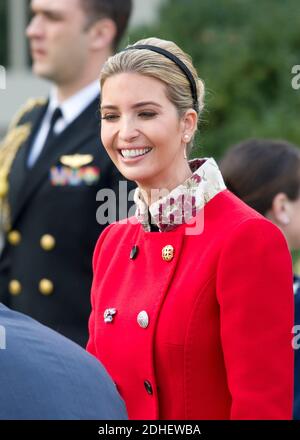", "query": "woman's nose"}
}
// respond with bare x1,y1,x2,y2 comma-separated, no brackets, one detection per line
119,119,139,142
